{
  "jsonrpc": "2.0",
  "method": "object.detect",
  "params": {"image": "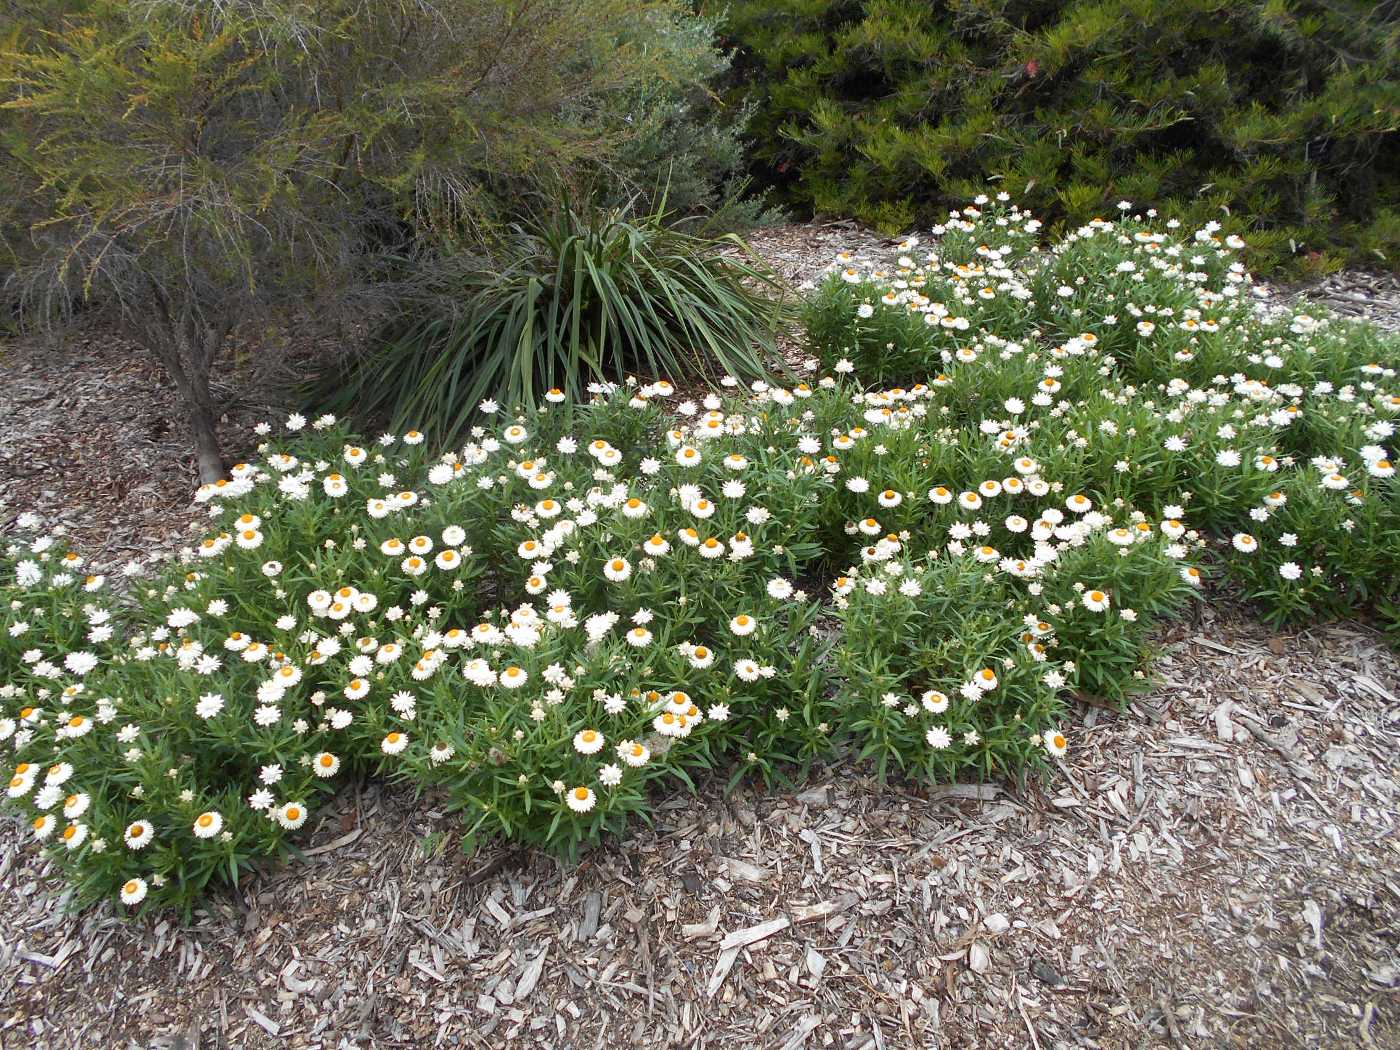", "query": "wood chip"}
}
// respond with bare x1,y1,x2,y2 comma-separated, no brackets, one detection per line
706,947,740,998
967,942,991,974
682,905,721,941
792,894,858,924
720,917,789,951
931,783,1000,800
516,947,548,999
301,827,363,857
798,828,824,876
718,856,768,882
244,1006,280,1037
